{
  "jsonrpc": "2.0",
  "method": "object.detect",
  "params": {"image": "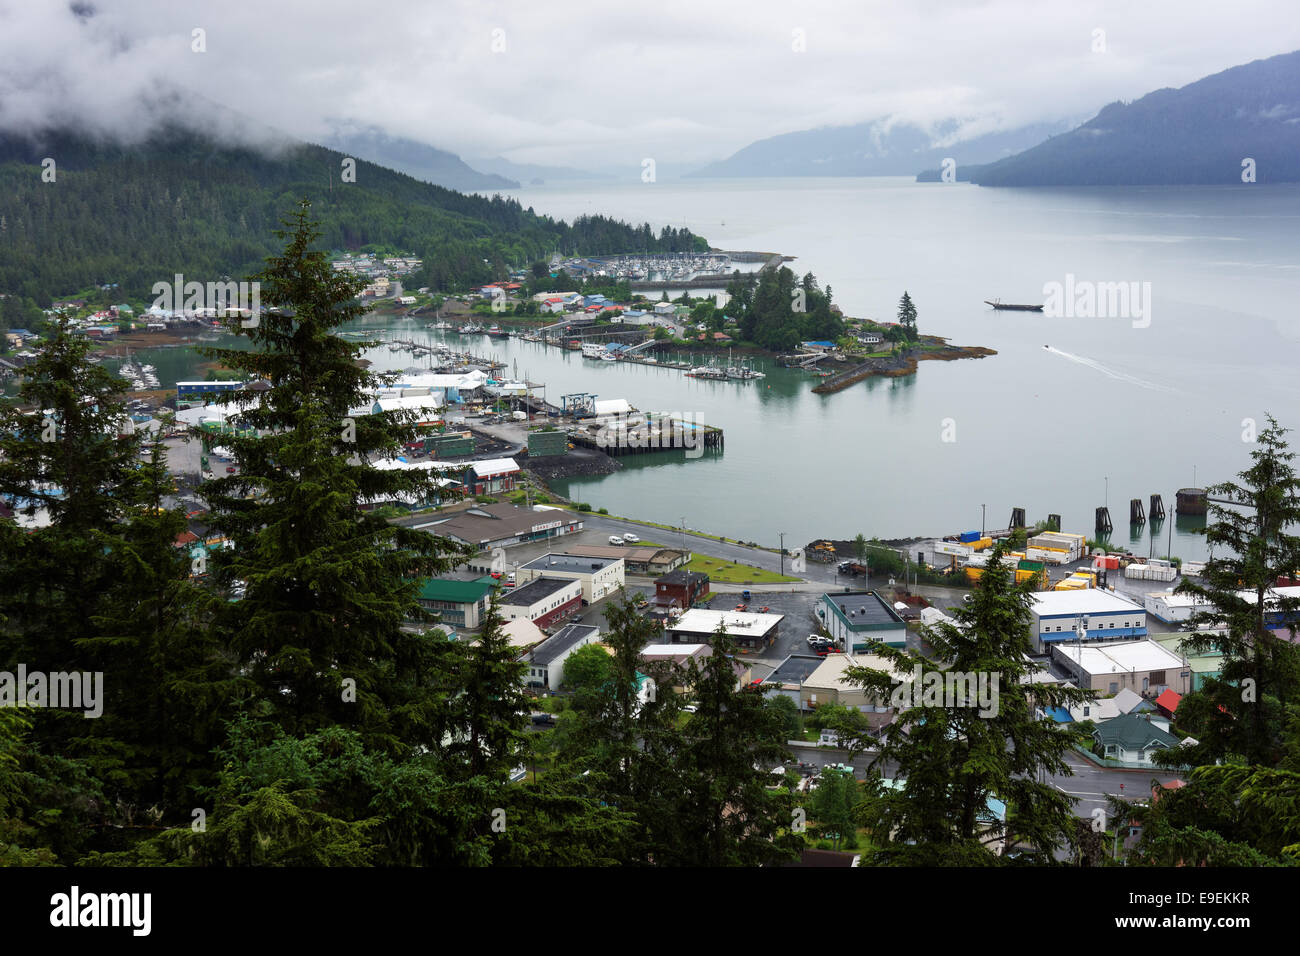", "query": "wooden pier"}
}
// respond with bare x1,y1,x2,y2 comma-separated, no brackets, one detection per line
568,418,724,456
